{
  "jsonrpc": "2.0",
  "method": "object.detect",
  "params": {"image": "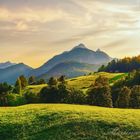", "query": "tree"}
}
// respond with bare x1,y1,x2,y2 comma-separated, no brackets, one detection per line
116,86,131,108
94,76,109,86
98,55,140,73
58,75,66,84
36,79,46,85
19,75,28,89
48,77,58,87
39,86,59,103
24,91,40,103
0,82,12,106
88,85,112,107
130,85,140,108
7,93,26,106
98,65,106,72
28,76,36,85
88,76,112,107
14,78,22,94
66,88,86,104
57,83,69,103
